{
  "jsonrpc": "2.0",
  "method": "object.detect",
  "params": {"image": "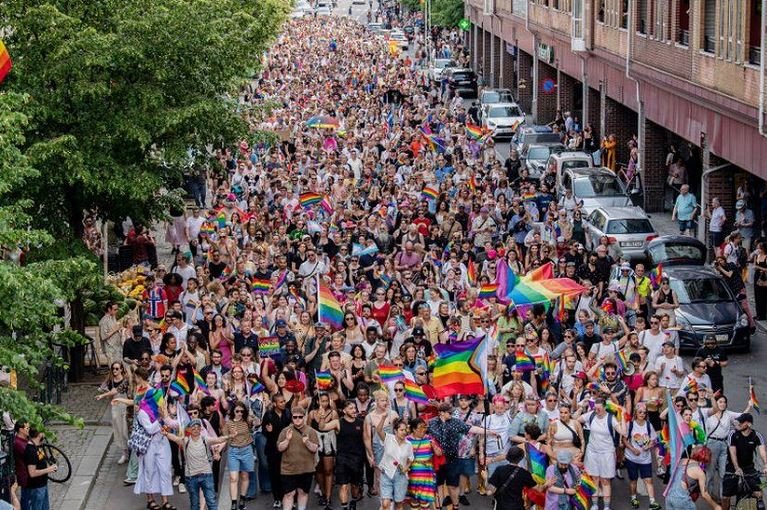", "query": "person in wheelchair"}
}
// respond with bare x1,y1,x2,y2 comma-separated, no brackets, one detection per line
722,413,767,510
